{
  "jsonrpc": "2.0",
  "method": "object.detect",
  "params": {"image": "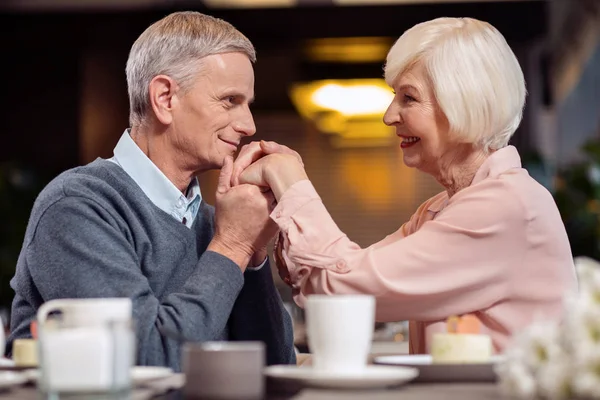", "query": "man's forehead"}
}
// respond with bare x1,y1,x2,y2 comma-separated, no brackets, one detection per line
192,53,254,94
202,53,253,73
